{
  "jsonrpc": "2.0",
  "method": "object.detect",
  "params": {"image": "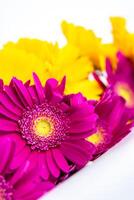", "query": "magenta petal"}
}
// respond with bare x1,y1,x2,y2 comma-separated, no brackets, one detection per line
44,78,61,103
63,141,90,158
24,80,30,87
45,78,58,91
0,137,15,173
70,93,85,107
46,150,60,178
0,79,3,91
9,153,37,185
70,114,97,125
69,120,94,133
11,134,26,156
60,102,70,112
0,105,18,121
65,139,96,155
69,106,94,120
33,72,45,103
60,145,88,167
50,92,63,104
10,146,30,170
52,148,70,173
12,78,33,108
14,180,38,199
57,76,66,94
26,181,54,199
0,92,22,116
4,86,23,109
16,180,54,200
0,119,19,132
38,154,49,180
106,58,113,83
68,131,95,139
28,85,39,104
